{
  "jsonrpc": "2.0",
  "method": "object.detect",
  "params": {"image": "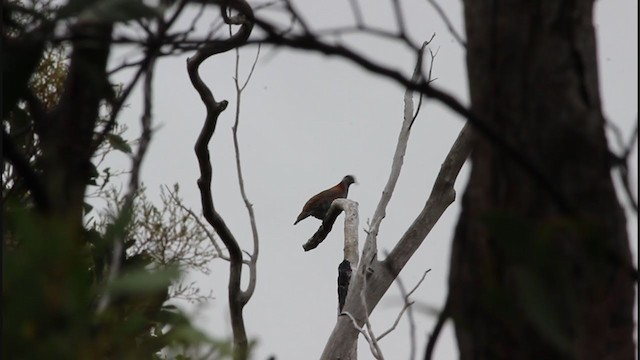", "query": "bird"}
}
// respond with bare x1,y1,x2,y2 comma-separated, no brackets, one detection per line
294,175,357,225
